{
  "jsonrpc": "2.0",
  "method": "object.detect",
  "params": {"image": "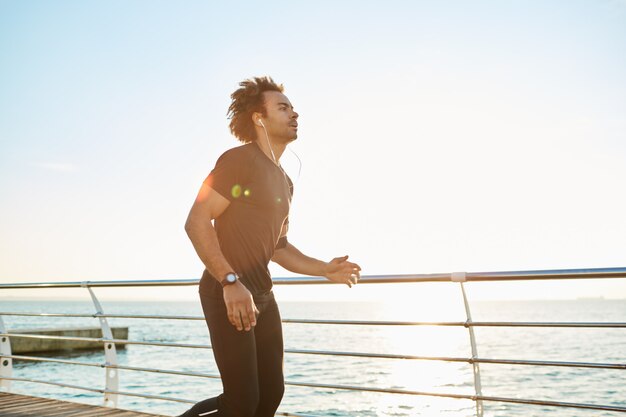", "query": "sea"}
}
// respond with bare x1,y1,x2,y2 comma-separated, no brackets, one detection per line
0,296,625,417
